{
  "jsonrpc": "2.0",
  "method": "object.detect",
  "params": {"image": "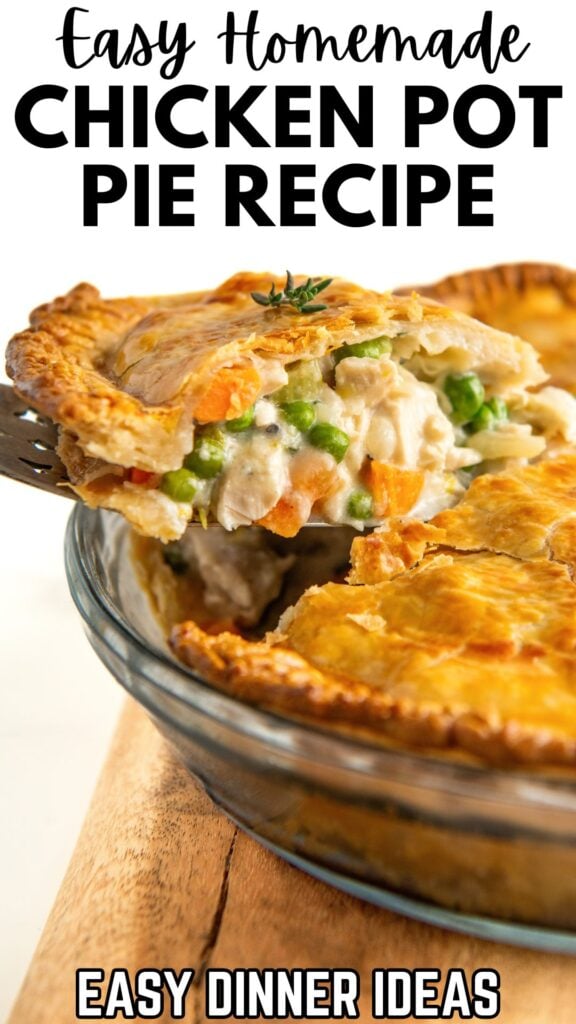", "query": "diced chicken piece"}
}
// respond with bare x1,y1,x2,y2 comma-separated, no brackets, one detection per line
251,355,289,397
254,399,279,428
180,527,293,625
216,435,289,529
364,416,397,463
335,356,397,404
258,449,338,537
520,387,576,443
445,446,483,470
363,366,457,472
